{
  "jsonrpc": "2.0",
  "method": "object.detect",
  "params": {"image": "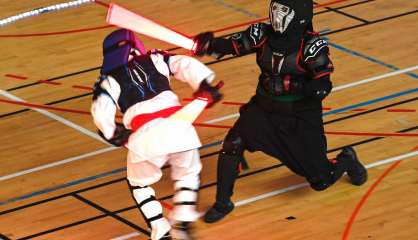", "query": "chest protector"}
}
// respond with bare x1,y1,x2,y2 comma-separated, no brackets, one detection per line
255,31,330,97
109,54,171,113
